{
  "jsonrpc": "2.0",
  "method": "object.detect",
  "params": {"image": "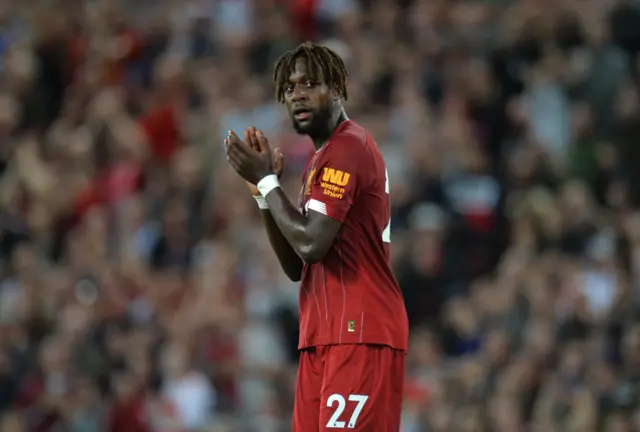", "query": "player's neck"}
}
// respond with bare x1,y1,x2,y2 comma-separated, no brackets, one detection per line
311,110,349,151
